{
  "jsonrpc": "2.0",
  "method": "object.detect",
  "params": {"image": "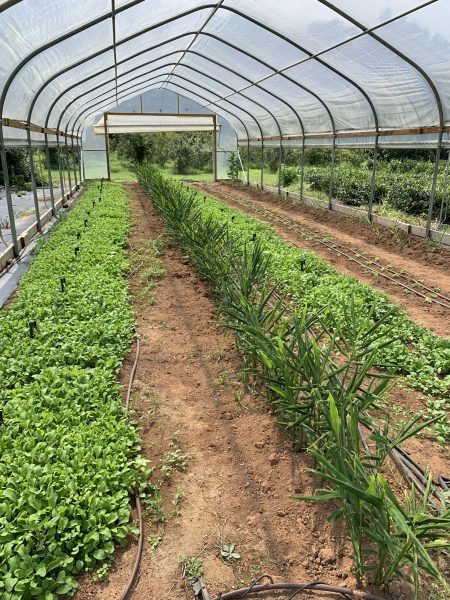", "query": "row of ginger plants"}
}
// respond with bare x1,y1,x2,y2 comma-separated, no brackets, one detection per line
138,165,450,599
